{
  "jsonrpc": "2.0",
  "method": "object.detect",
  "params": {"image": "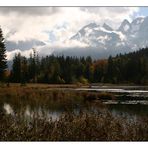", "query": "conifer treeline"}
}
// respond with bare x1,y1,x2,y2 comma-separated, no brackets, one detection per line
10,49,94,84
9,47,148,85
